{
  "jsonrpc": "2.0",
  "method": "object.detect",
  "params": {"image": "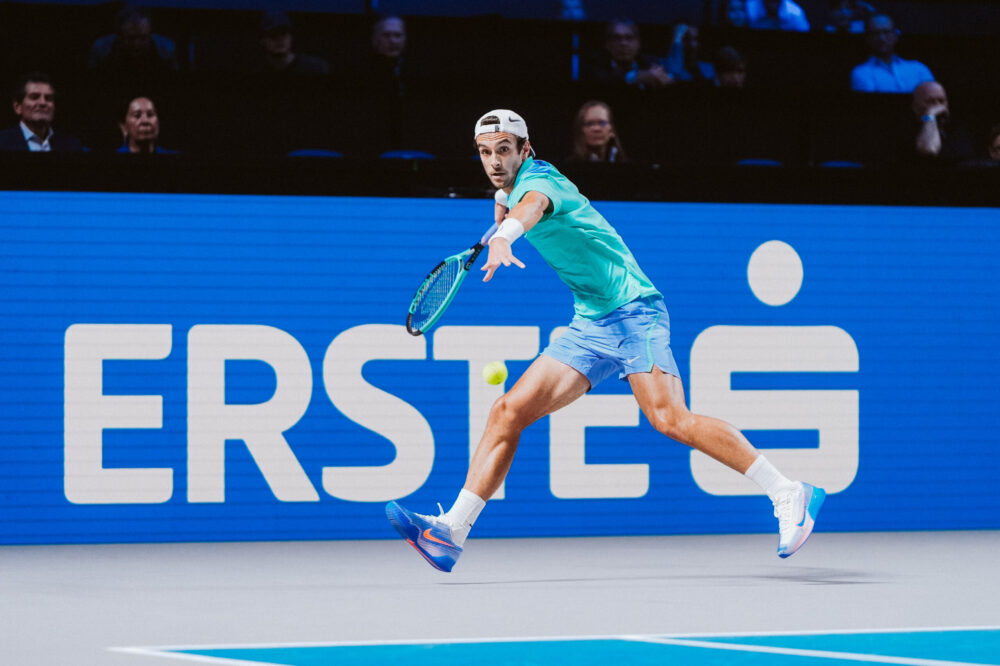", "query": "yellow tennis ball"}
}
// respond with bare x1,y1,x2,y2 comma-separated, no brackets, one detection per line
482,361,508,385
